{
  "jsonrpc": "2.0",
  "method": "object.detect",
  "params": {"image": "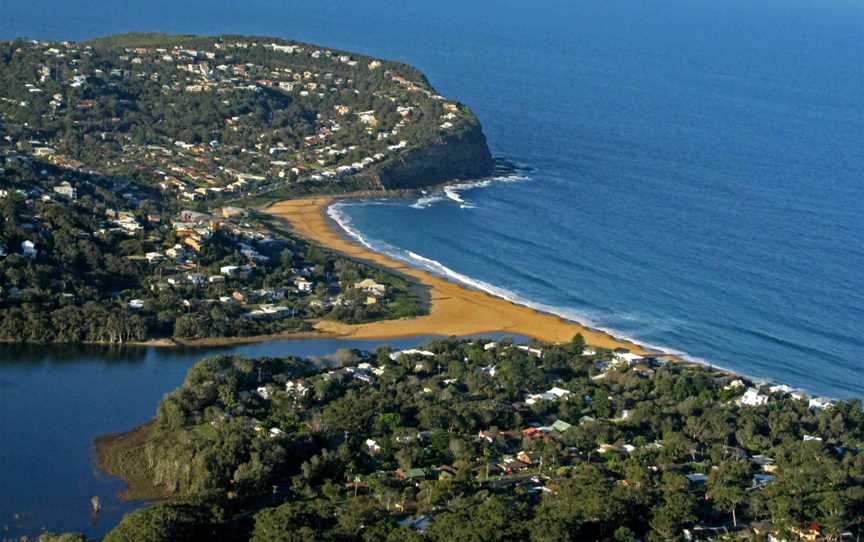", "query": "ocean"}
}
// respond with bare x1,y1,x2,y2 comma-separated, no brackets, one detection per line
2,0,862,401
